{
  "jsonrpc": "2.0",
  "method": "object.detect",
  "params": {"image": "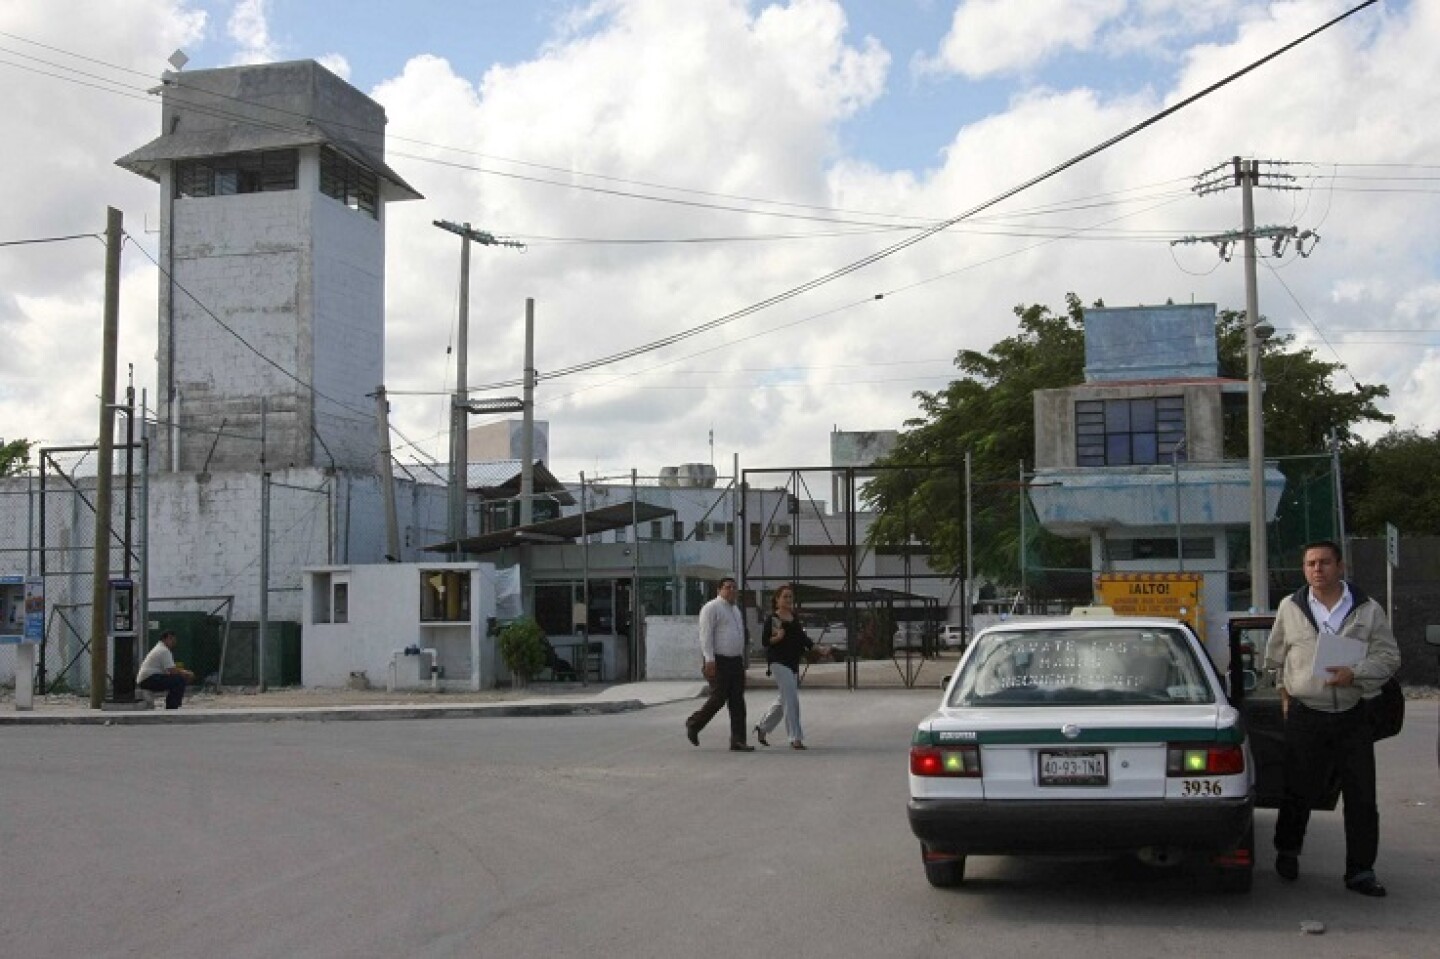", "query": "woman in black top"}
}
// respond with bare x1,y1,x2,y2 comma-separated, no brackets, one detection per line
754,583,818,749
